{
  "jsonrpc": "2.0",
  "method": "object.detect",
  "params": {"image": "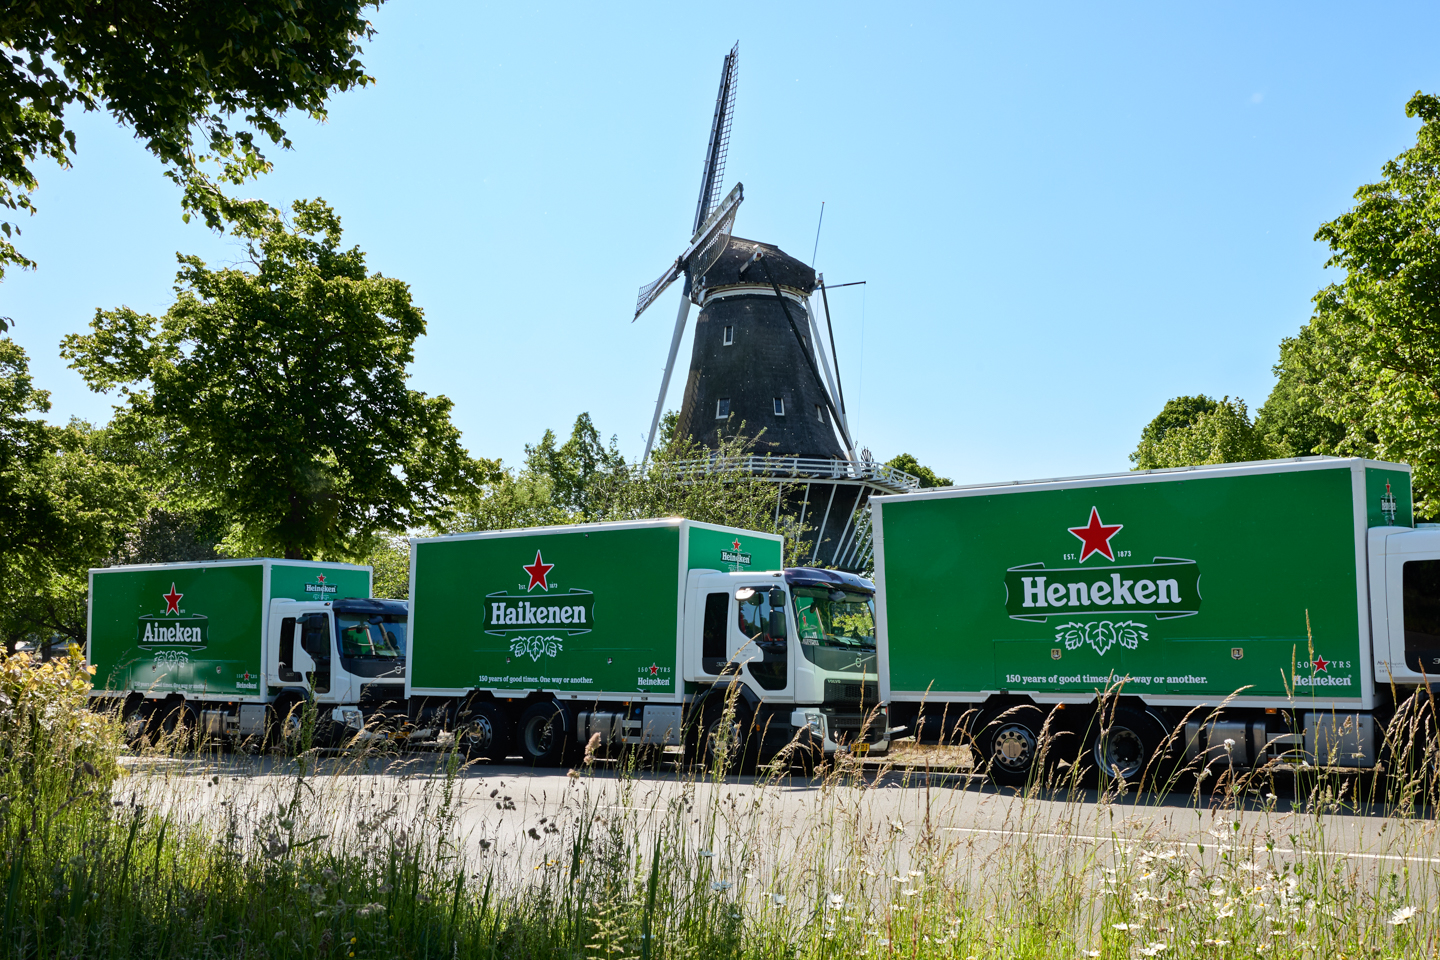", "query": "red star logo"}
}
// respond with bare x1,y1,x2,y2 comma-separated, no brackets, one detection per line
732,539,742,551
162,583,183,614
523,550,554,591
1312,655,1329,672
649,663,659,675
316,574,326,583
1068,507,1124,563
